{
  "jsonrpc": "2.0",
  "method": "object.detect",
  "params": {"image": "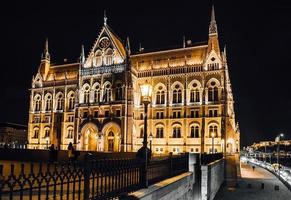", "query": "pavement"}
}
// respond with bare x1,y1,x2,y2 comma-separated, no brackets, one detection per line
214,160,291,200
